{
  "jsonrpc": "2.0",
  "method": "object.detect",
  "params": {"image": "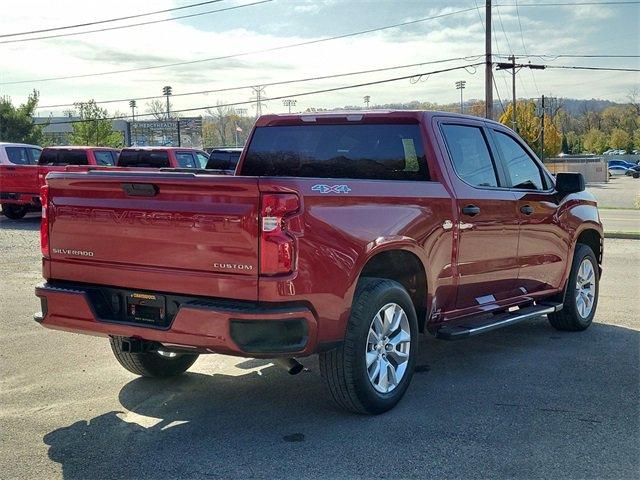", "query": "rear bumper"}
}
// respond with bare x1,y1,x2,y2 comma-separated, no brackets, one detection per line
34,282,318,357
0,192,40,206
